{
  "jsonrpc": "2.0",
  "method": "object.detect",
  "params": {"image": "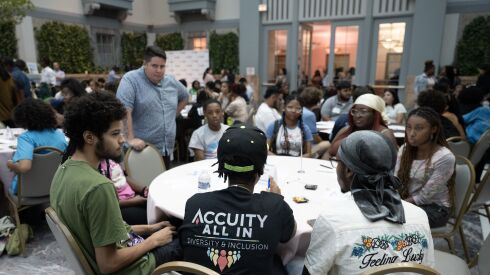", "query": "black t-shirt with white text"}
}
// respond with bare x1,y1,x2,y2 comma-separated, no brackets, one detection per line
179,186,295,274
